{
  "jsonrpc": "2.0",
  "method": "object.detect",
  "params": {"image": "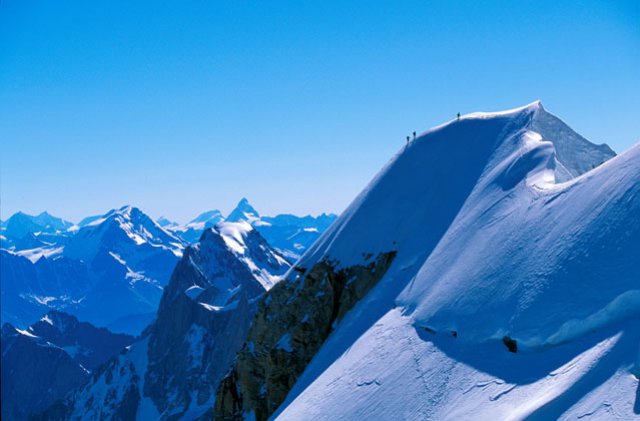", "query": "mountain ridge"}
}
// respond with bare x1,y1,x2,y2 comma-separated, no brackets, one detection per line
214,102,637,420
